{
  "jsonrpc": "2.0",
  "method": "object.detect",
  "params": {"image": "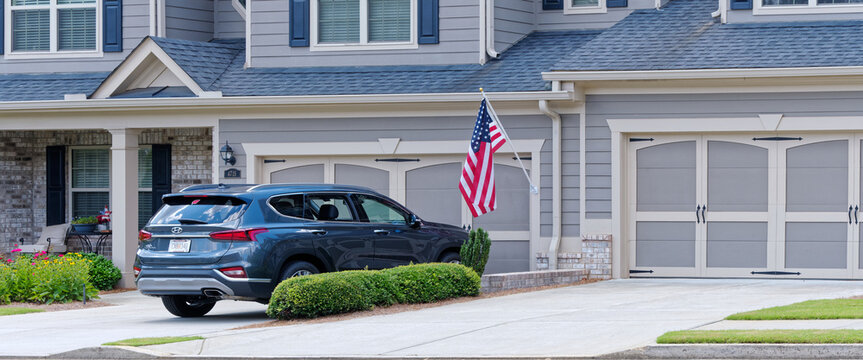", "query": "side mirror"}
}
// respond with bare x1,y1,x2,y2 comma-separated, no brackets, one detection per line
409,214,421,228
